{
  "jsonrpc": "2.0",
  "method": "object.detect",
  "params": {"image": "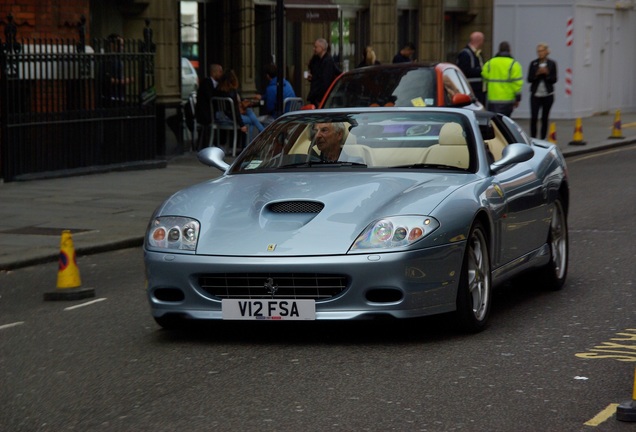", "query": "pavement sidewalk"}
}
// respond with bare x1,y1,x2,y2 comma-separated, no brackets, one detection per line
1,111,635,271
